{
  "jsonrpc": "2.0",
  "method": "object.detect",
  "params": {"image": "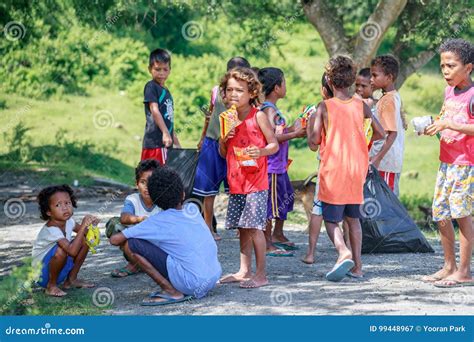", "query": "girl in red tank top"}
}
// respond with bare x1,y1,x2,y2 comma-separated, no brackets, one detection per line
218,67,279,289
